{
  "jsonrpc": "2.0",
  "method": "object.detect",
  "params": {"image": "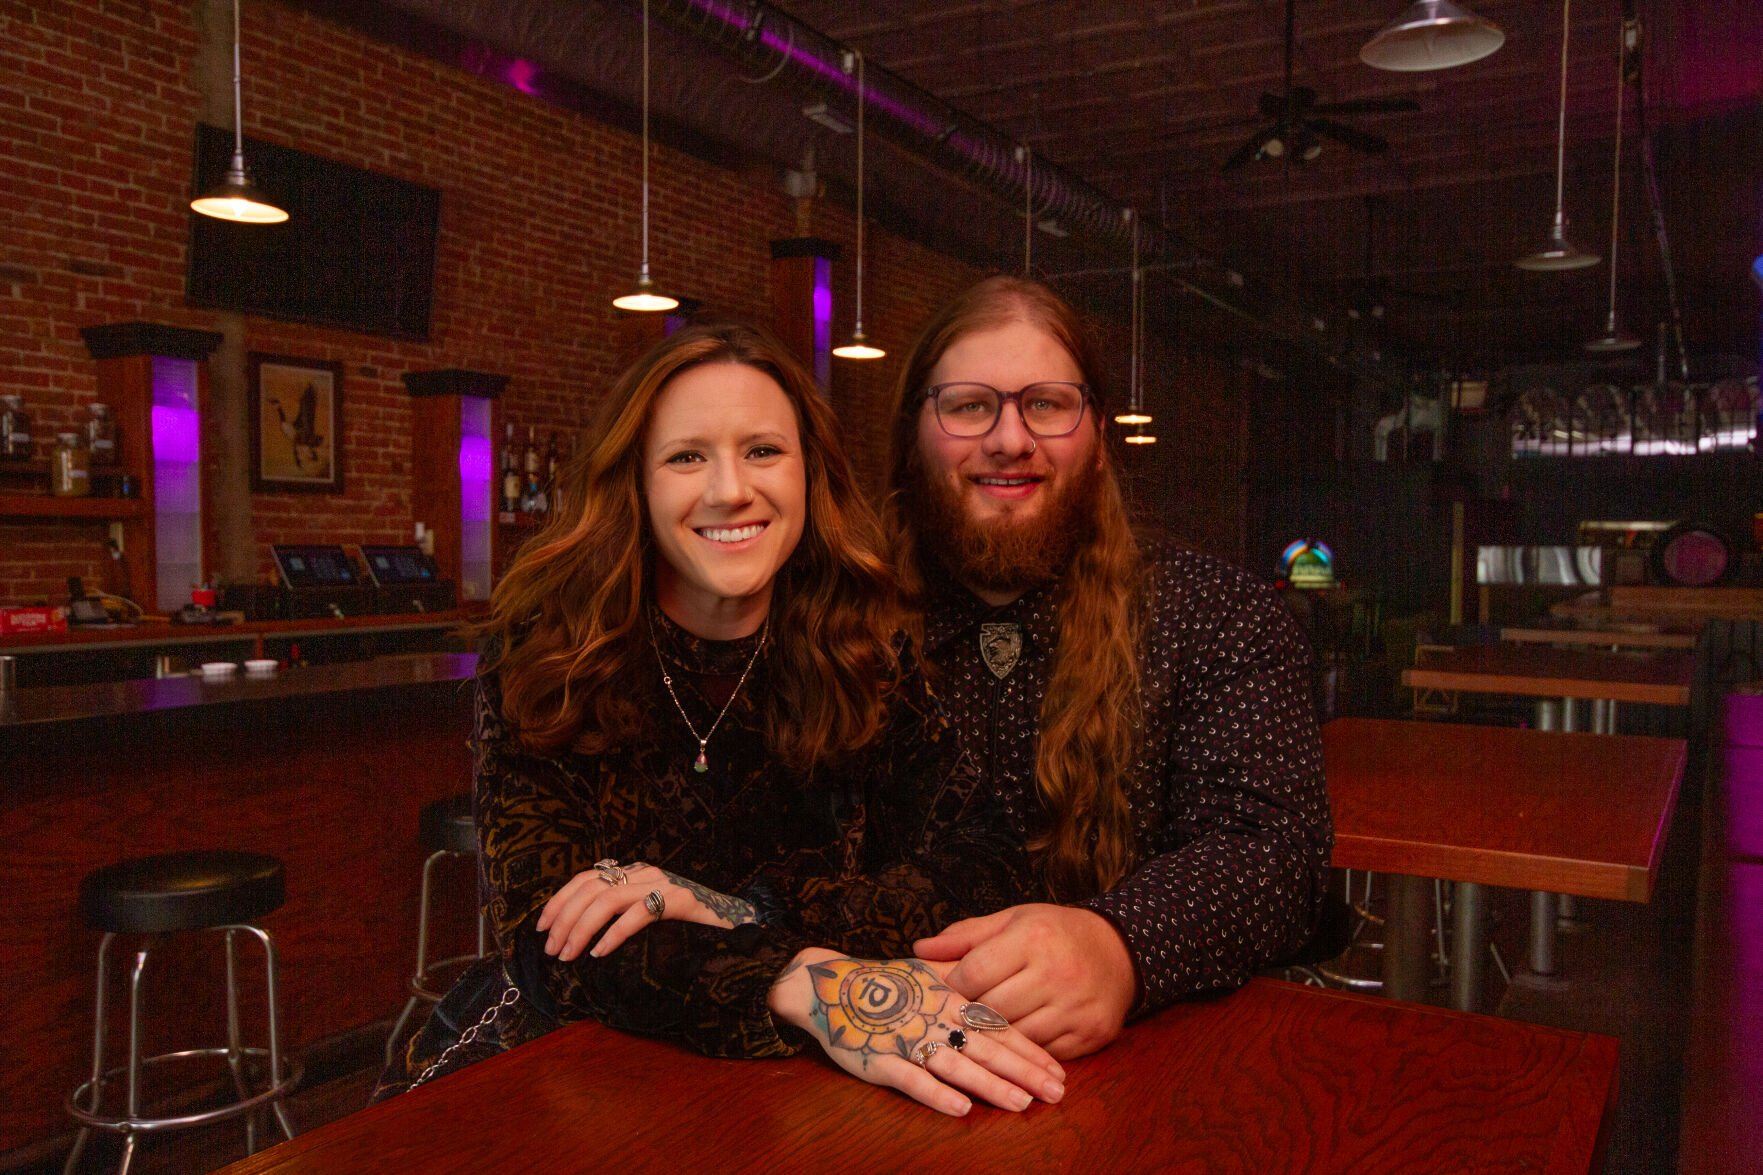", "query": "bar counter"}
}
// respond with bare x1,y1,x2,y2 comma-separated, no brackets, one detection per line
0,653,480,1156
